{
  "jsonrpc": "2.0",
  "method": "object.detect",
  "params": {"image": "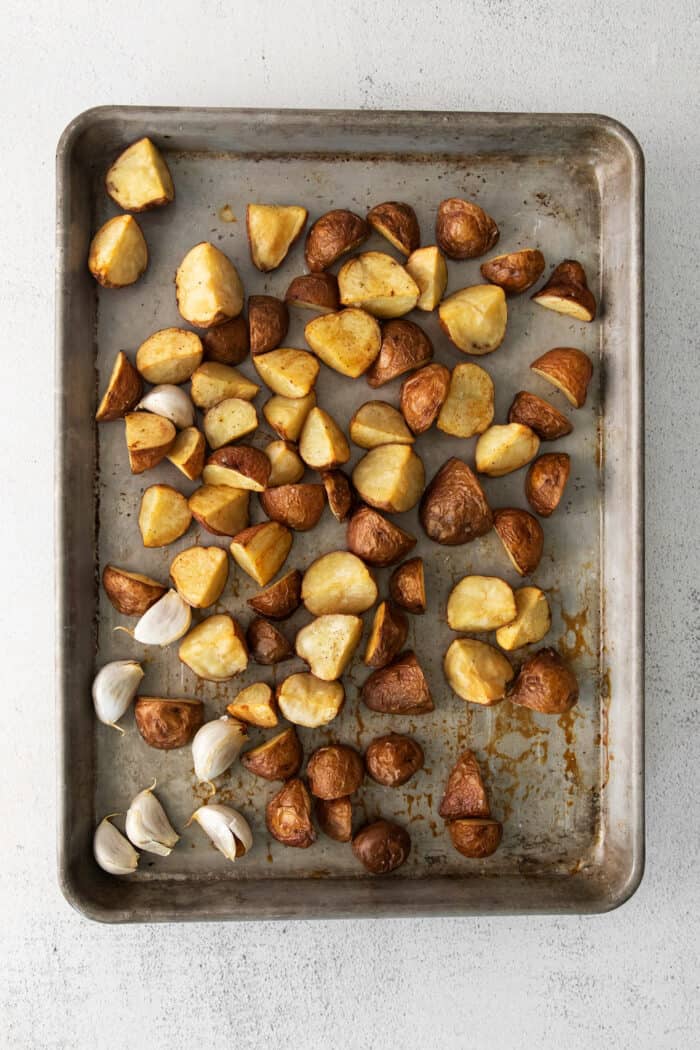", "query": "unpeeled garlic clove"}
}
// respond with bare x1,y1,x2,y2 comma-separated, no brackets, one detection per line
192,715,247,783
136,385,195,429
190,803,253,861
134,589,191,646
125,784,179,856
93,815,139,875
92,660,144,729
